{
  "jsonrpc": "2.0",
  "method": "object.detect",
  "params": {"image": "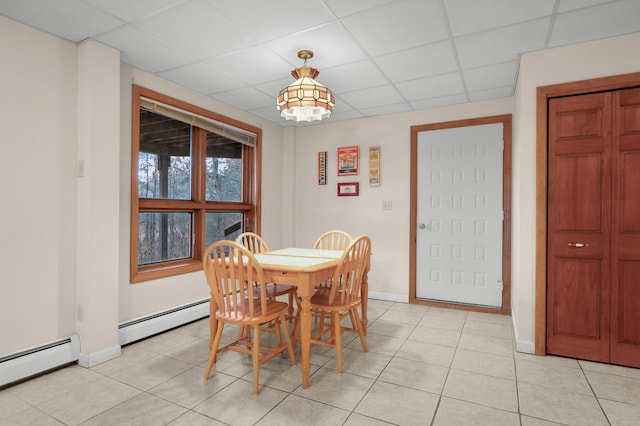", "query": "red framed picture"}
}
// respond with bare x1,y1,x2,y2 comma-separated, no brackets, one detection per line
337,146,359,176
337,182,359,196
